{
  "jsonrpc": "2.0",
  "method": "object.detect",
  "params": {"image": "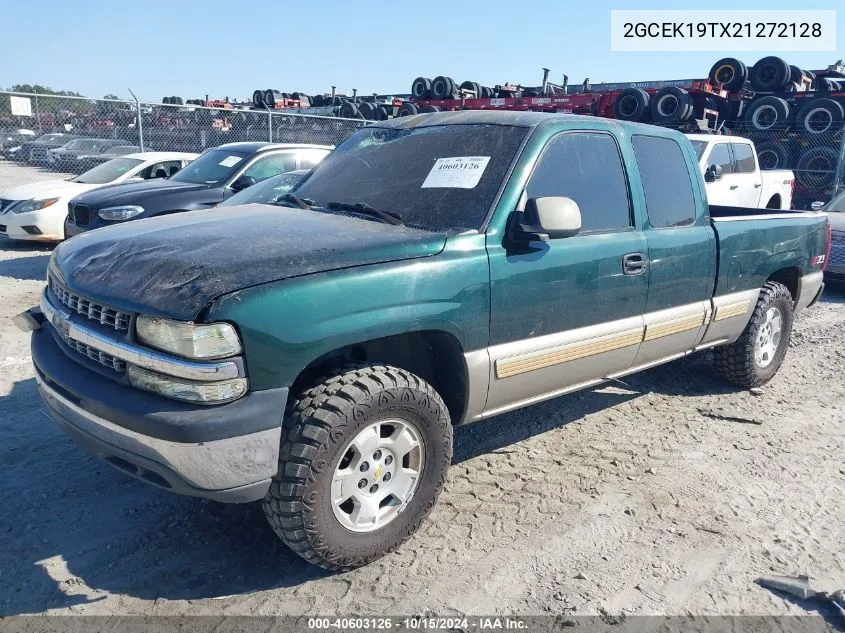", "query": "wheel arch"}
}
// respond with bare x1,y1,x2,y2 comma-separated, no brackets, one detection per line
766,266,801,303
289,330,469,424
765,194,782,209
